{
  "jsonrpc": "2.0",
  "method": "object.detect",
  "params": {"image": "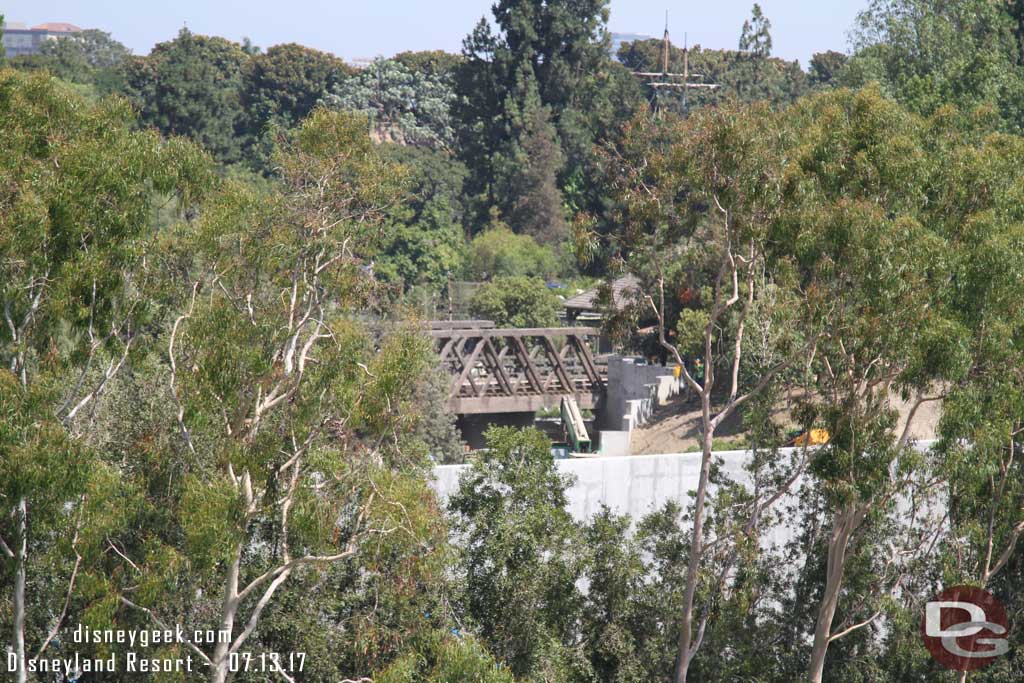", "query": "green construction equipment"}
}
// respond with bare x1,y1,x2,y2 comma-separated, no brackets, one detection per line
560,396,592,453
